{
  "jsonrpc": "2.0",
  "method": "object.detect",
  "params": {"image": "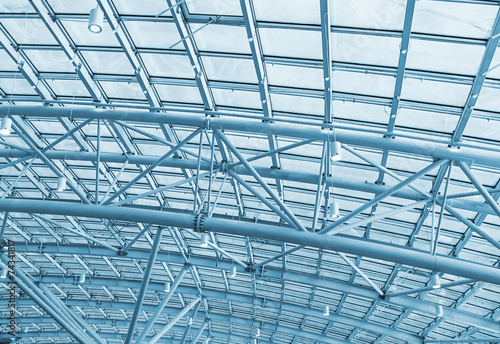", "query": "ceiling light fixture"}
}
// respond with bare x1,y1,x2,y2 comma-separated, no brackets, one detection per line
431,274,441,289
330,141,342,161
164,281,171,293
88,7,104,34
57,176,67,192
328,200,340,218
78,273,86,284
0,269,7,279
229,266,237,278
323,305,330,316
255,328,261,337
437,304,443,317
0,117,12,136
200,233,209,247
